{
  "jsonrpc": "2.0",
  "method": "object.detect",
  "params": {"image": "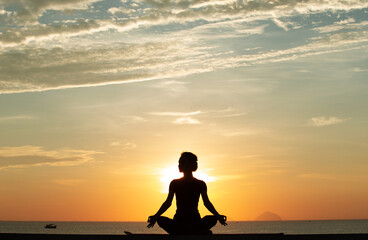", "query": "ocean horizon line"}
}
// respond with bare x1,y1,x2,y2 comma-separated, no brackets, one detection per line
1,219,367,223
